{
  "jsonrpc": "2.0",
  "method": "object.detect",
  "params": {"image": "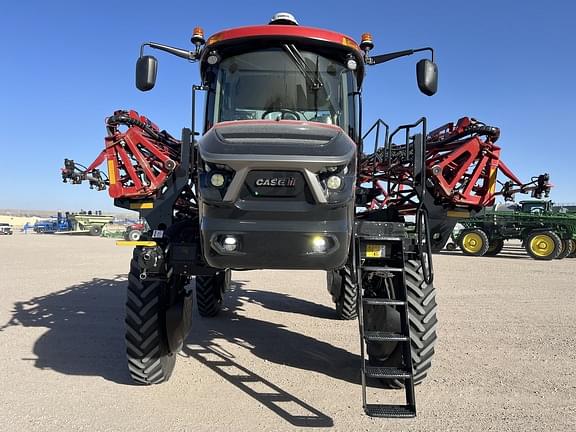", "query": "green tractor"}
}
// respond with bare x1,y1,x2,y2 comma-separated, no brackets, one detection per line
456,200,576,260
